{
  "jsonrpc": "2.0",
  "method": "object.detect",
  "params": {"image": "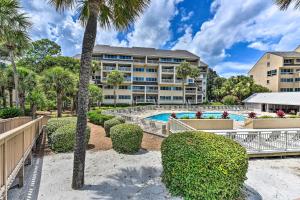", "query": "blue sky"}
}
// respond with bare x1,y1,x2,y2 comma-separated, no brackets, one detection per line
21,0,300,77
